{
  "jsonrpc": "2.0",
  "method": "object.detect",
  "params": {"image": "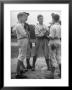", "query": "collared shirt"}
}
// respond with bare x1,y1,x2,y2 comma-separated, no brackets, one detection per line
49,23,61,38
13,22,27,39
35,23,49,37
